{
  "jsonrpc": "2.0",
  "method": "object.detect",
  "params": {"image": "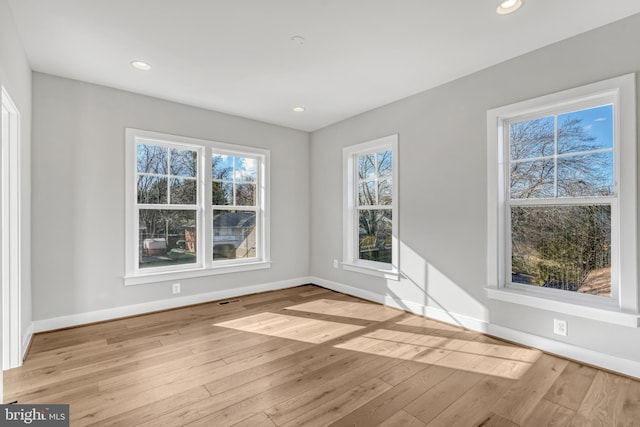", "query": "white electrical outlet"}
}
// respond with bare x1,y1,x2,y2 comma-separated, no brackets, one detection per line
172,283,181,294
333,259,339,269
553,319,567,336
